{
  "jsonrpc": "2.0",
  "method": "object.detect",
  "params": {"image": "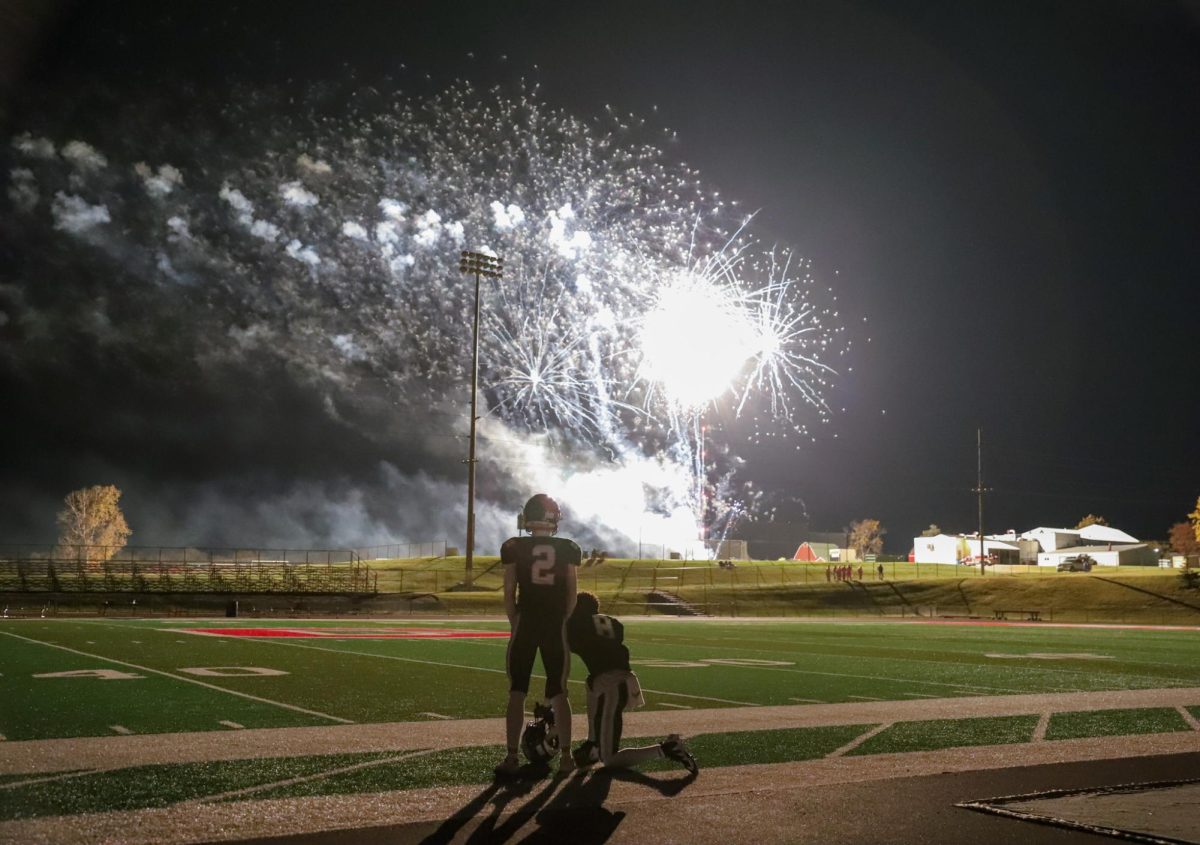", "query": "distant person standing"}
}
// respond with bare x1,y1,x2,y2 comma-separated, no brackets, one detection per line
494,494,580,777
877,563,885,581
567,591,698,773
